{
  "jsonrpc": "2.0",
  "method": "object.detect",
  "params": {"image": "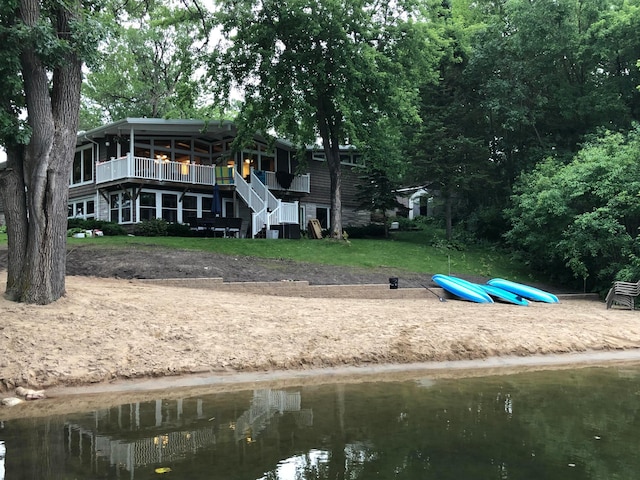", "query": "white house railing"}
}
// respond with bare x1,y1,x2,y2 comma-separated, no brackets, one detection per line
96,154,216,186
95,155,310,194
